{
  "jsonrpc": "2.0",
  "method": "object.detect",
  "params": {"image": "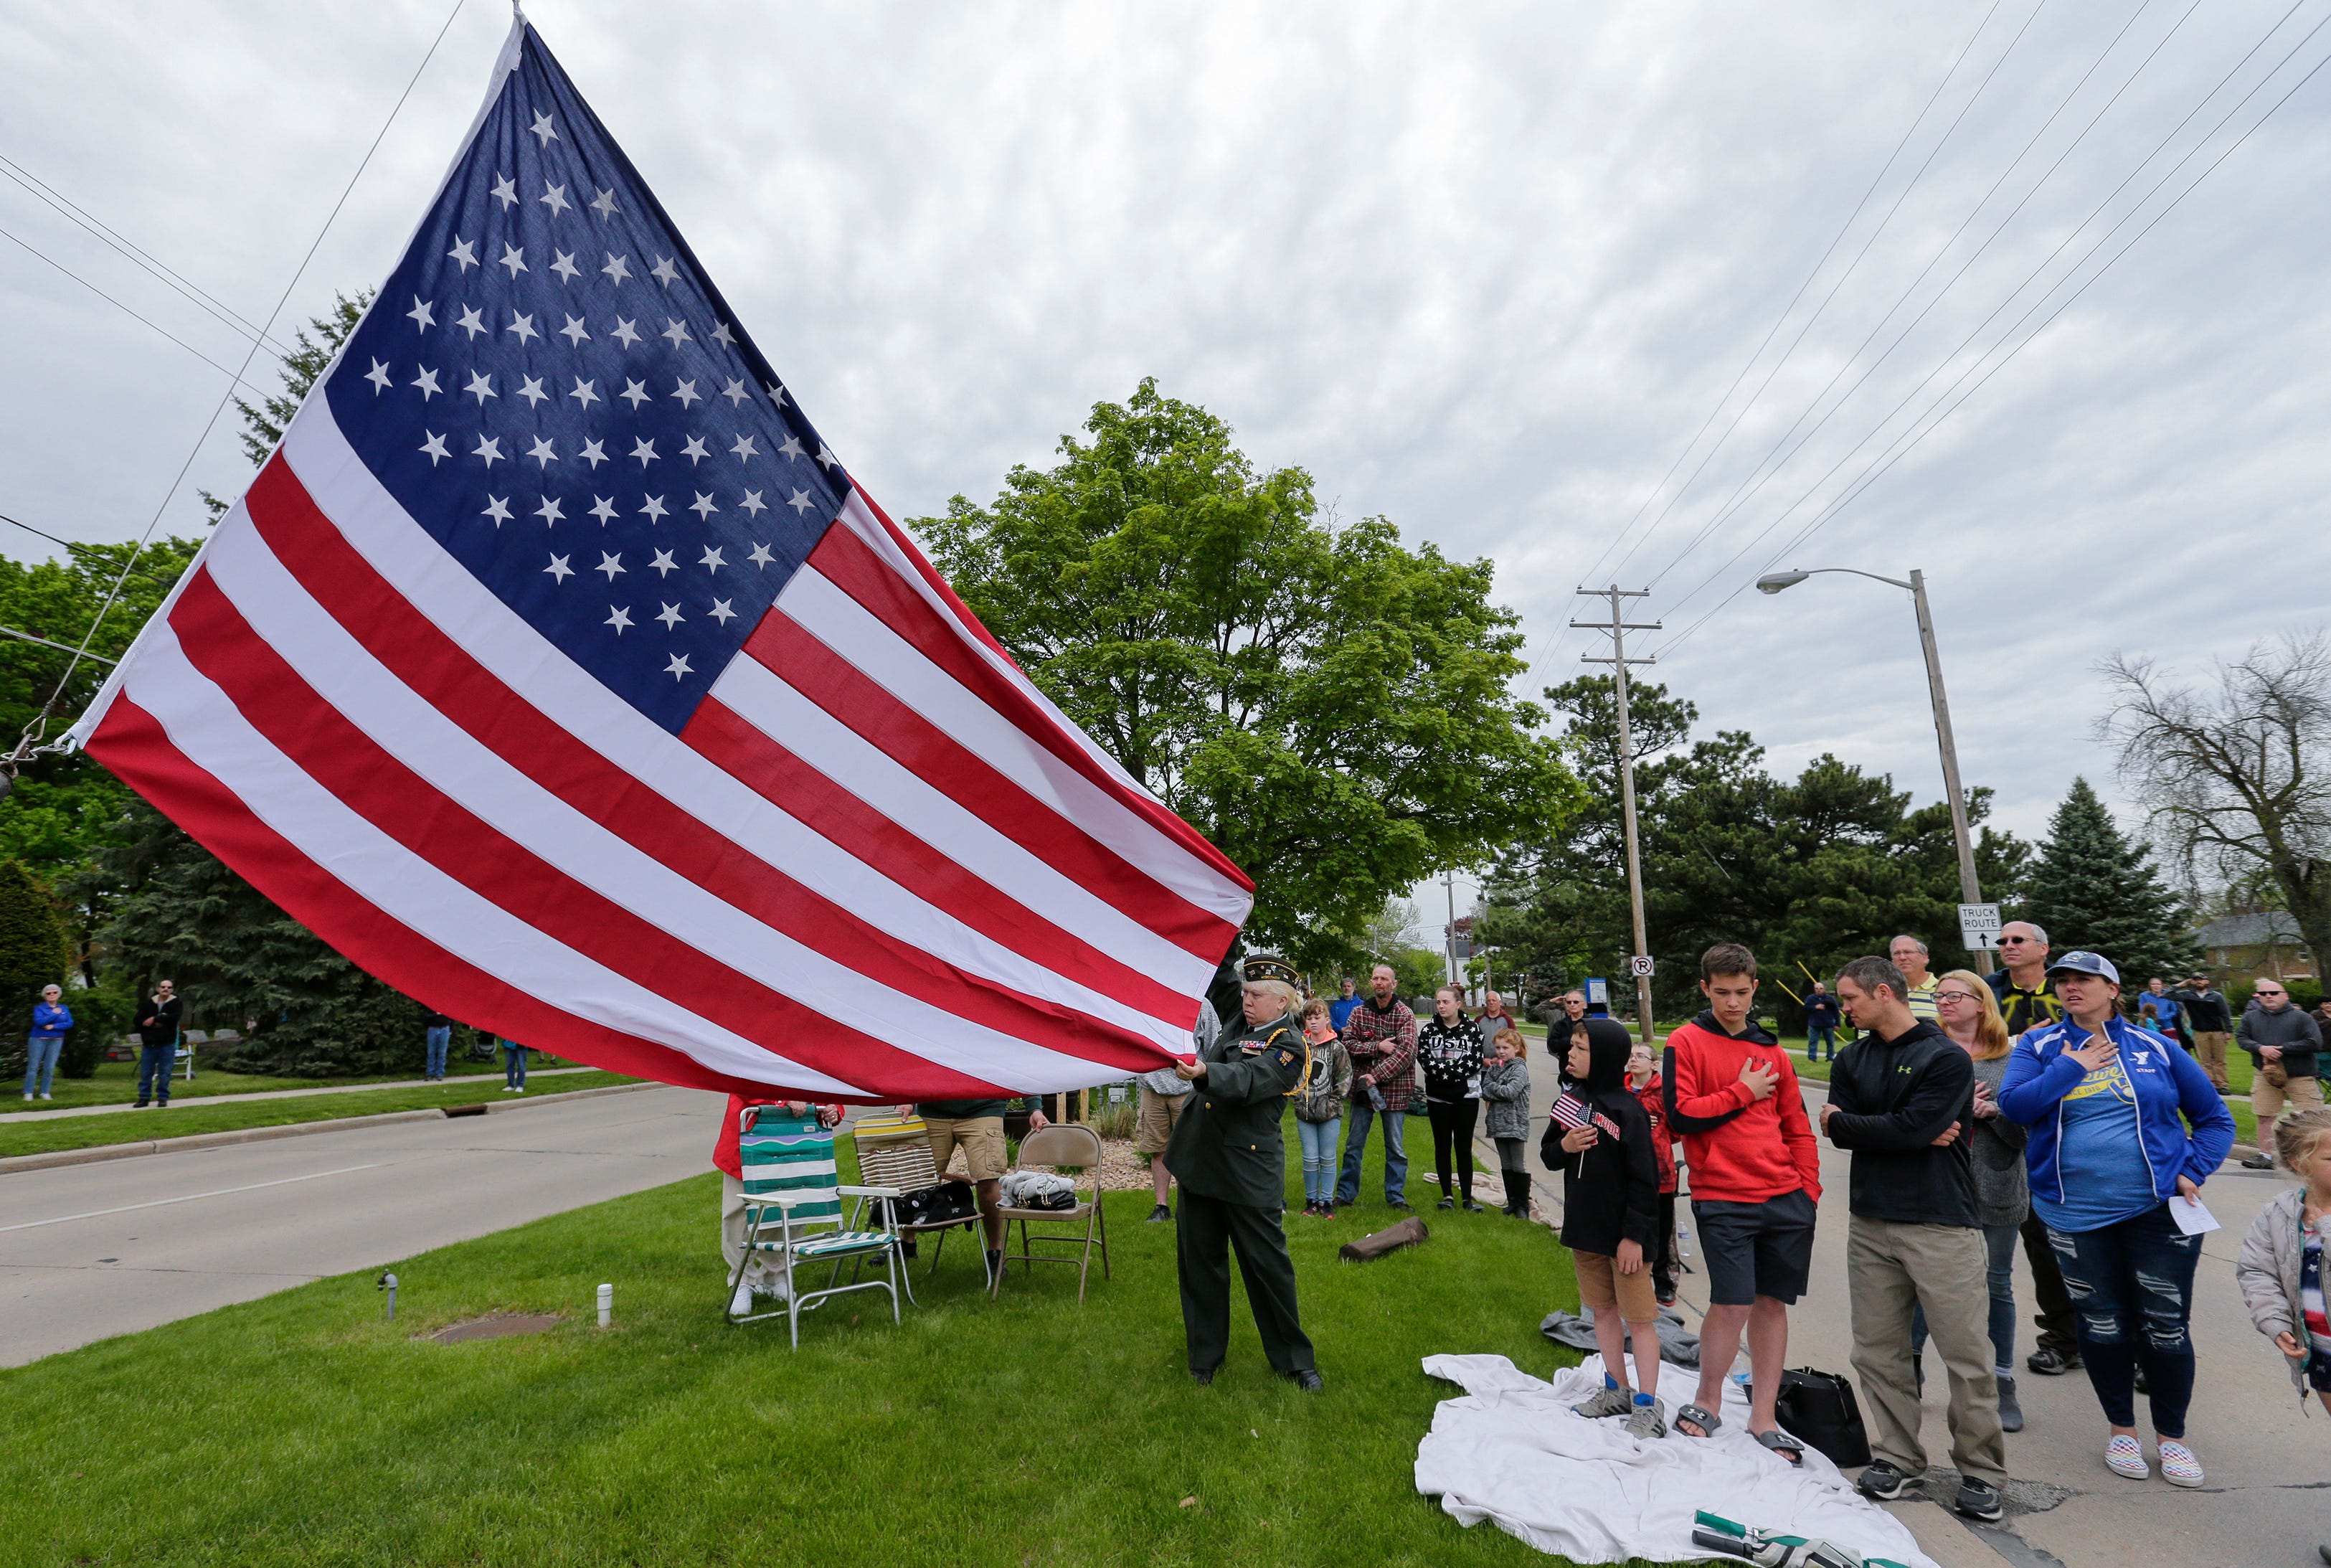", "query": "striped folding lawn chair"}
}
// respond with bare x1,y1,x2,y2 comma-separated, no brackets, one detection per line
726,1105,905,1346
